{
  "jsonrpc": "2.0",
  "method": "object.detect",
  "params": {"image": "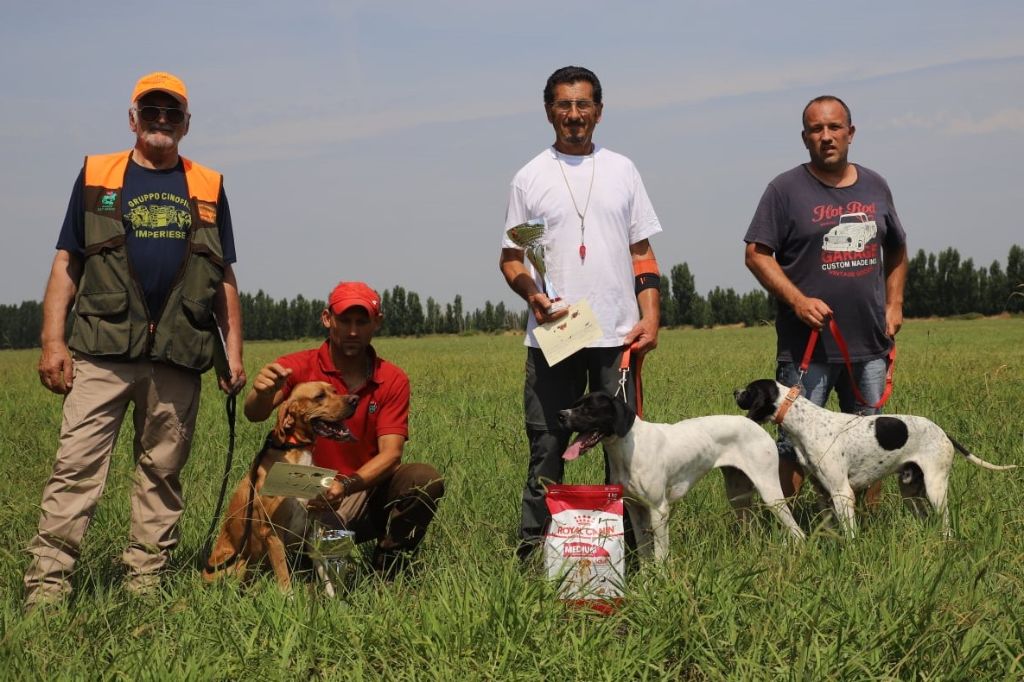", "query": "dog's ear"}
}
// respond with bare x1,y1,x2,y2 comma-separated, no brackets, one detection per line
272,397,300,441
734,386,753,410
611,397,636,437
737,380,777,423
